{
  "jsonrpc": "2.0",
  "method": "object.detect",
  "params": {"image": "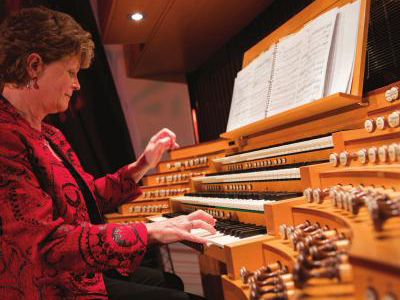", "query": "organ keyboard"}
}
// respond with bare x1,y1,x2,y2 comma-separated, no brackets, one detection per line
173,190,302,212
214,135,333,167
196,168,301,183
174,195,269,212
149,213,267,248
